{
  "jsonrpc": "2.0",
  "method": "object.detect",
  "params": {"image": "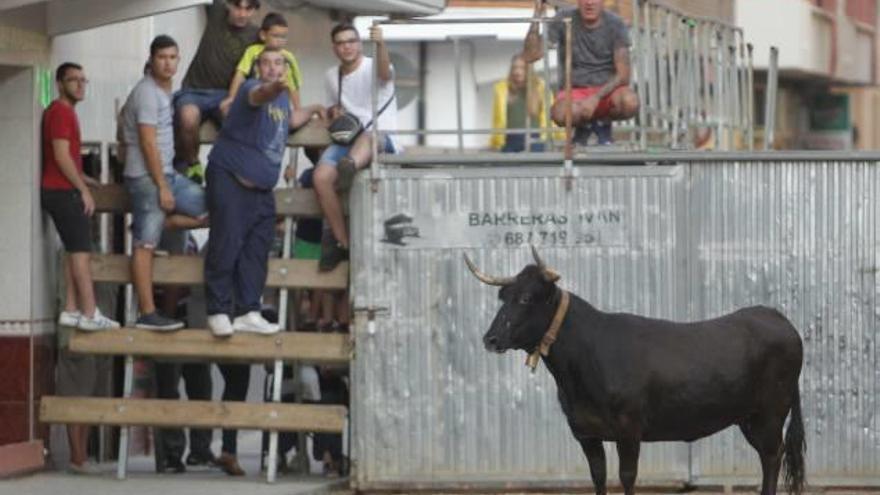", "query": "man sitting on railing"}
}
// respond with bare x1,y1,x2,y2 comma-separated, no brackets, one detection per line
173,0,260,182
121,35,209,331
313,23,399,271
523,0,640,145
